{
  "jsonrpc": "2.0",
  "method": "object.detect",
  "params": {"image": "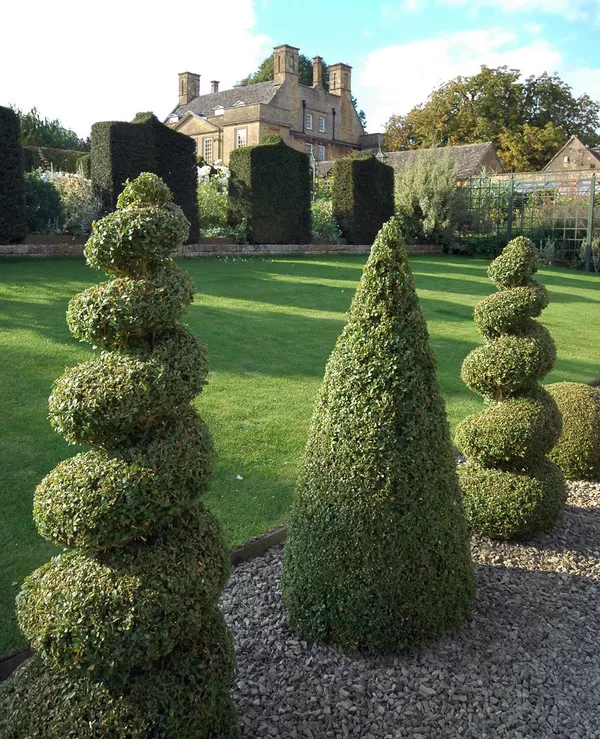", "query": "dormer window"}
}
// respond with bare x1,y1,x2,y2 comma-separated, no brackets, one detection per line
168,114,179,123
214,106,224,116
305,113,313,130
